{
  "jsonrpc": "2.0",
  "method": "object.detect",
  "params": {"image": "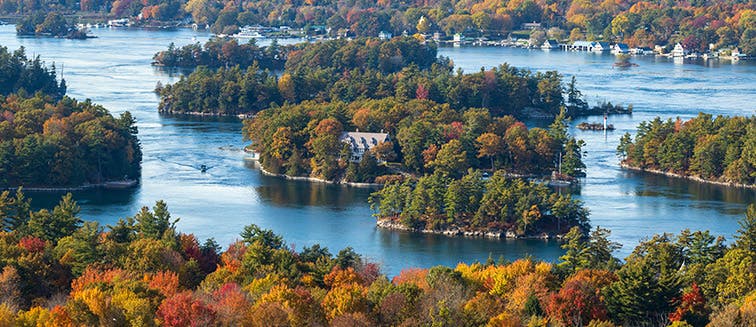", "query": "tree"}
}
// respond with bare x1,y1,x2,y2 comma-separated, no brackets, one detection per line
28,193,82,243
427,139,468,178
157,291,217,327
734,204,756,253
240,224,284,250
134,201,178,239
476,133,503,170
